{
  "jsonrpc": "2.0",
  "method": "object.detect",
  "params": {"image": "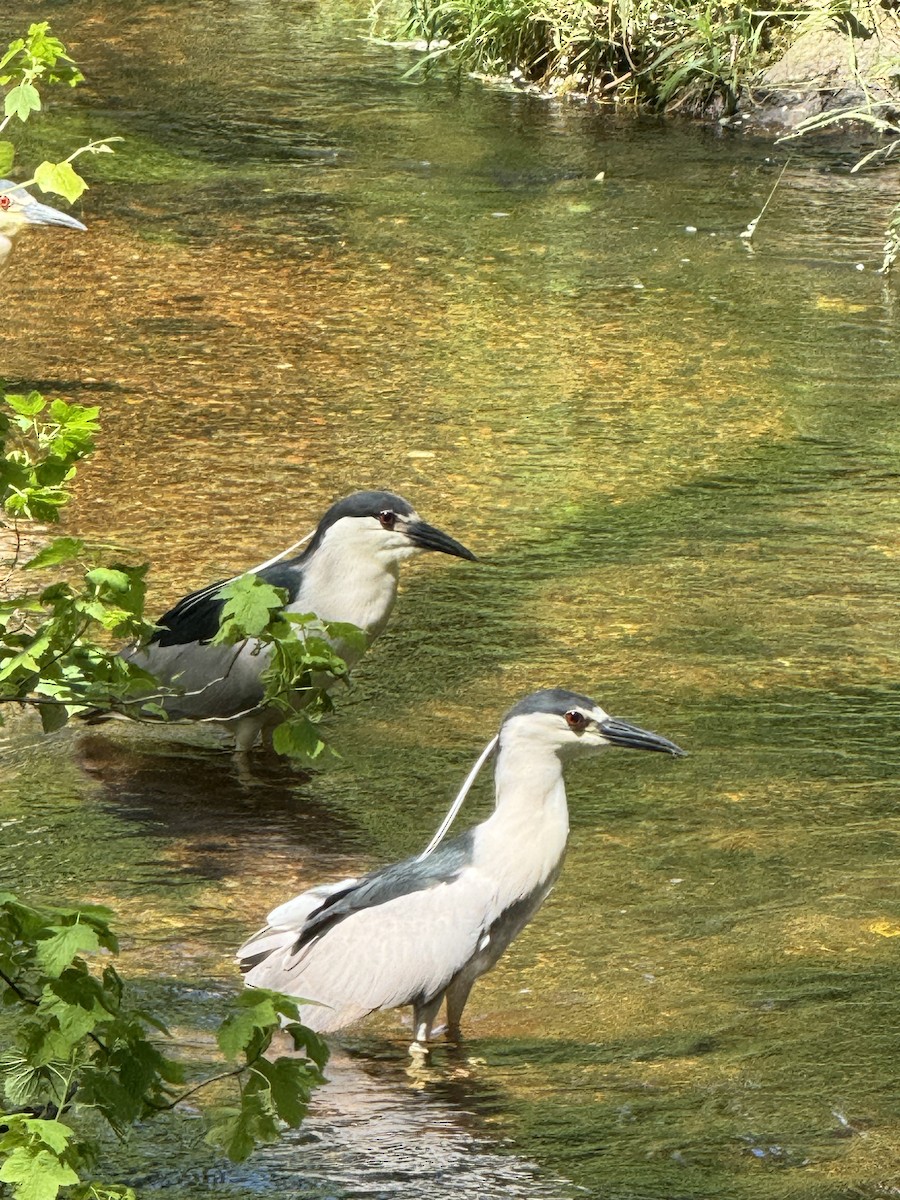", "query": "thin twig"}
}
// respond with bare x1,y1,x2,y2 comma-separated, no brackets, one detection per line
740,157,792,242
150,1052,265,1112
